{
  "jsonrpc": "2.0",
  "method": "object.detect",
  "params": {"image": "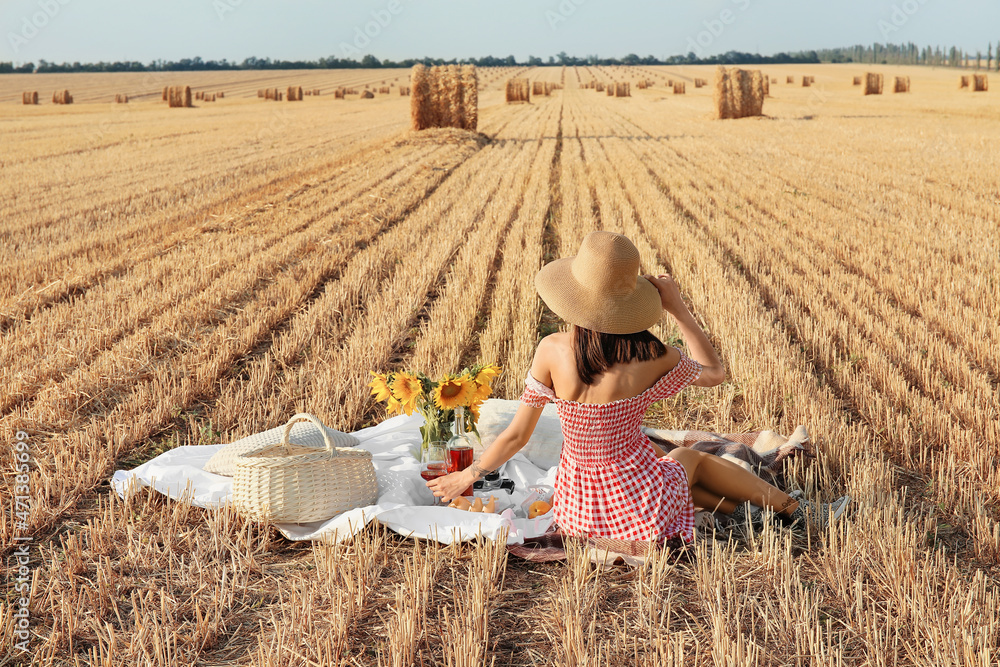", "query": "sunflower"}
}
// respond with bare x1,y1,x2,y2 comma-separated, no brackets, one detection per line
385,394,403,416
471,380,492,404
474,363,501,386
433,374,476,410
469,398,484,422
390,372,423,416
369,371,392,402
